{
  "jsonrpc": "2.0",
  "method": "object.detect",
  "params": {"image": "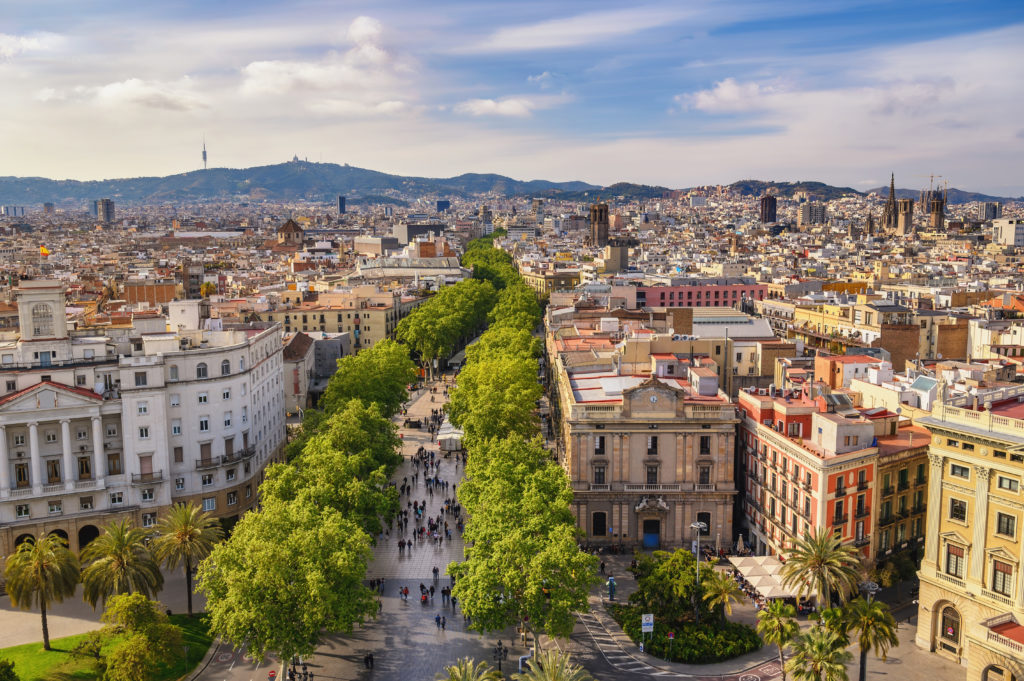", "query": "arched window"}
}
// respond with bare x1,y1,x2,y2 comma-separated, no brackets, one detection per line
221,359,231,376
196,363,208,379
169,365,179,381
239,357,246,371
31,303,53,337
592,512,607,536
941,606,961,644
